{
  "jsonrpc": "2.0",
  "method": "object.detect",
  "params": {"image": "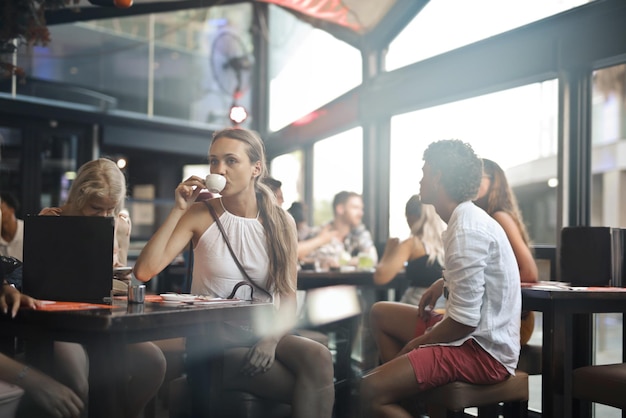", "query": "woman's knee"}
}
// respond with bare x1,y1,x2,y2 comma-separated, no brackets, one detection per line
295,339,334,383
369,301,392,330
129,342,167,384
